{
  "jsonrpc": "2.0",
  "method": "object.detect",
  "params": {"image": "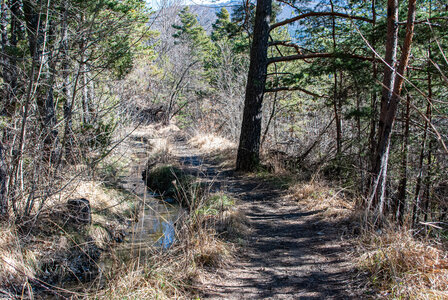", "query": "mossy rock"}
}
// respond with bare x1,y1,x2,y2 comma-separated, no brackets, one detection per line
145,165,201,198
144,165,185,196
143,164,210,208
